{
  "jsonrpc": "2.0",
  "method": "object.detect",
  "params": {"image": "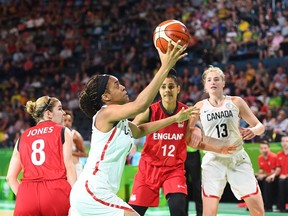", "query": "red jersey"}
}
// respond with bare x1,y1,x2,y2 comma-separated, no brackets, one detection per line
18,121,67,182
276,150,288,175
141,101,188,167
258,152,277,174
